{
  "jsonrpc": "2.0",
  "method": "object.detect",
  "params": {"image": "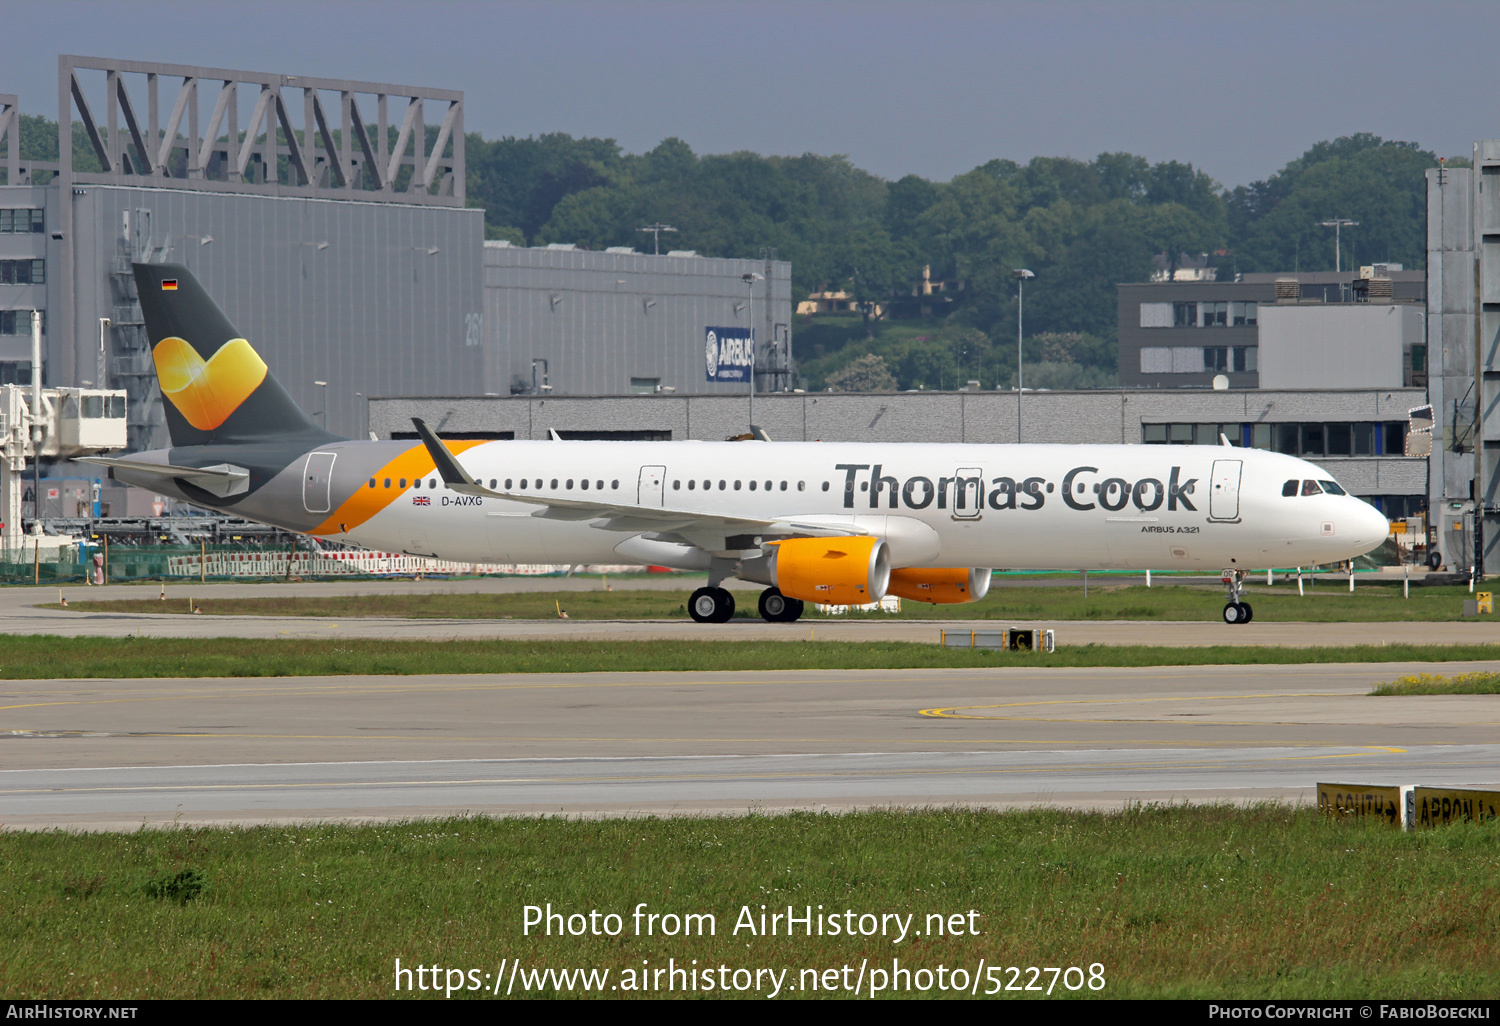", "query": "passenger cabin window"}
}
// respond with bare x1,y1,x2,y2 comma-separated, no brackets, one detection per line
1301,480,1323,496
1319,480,1347,495
1282,480,1298,497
